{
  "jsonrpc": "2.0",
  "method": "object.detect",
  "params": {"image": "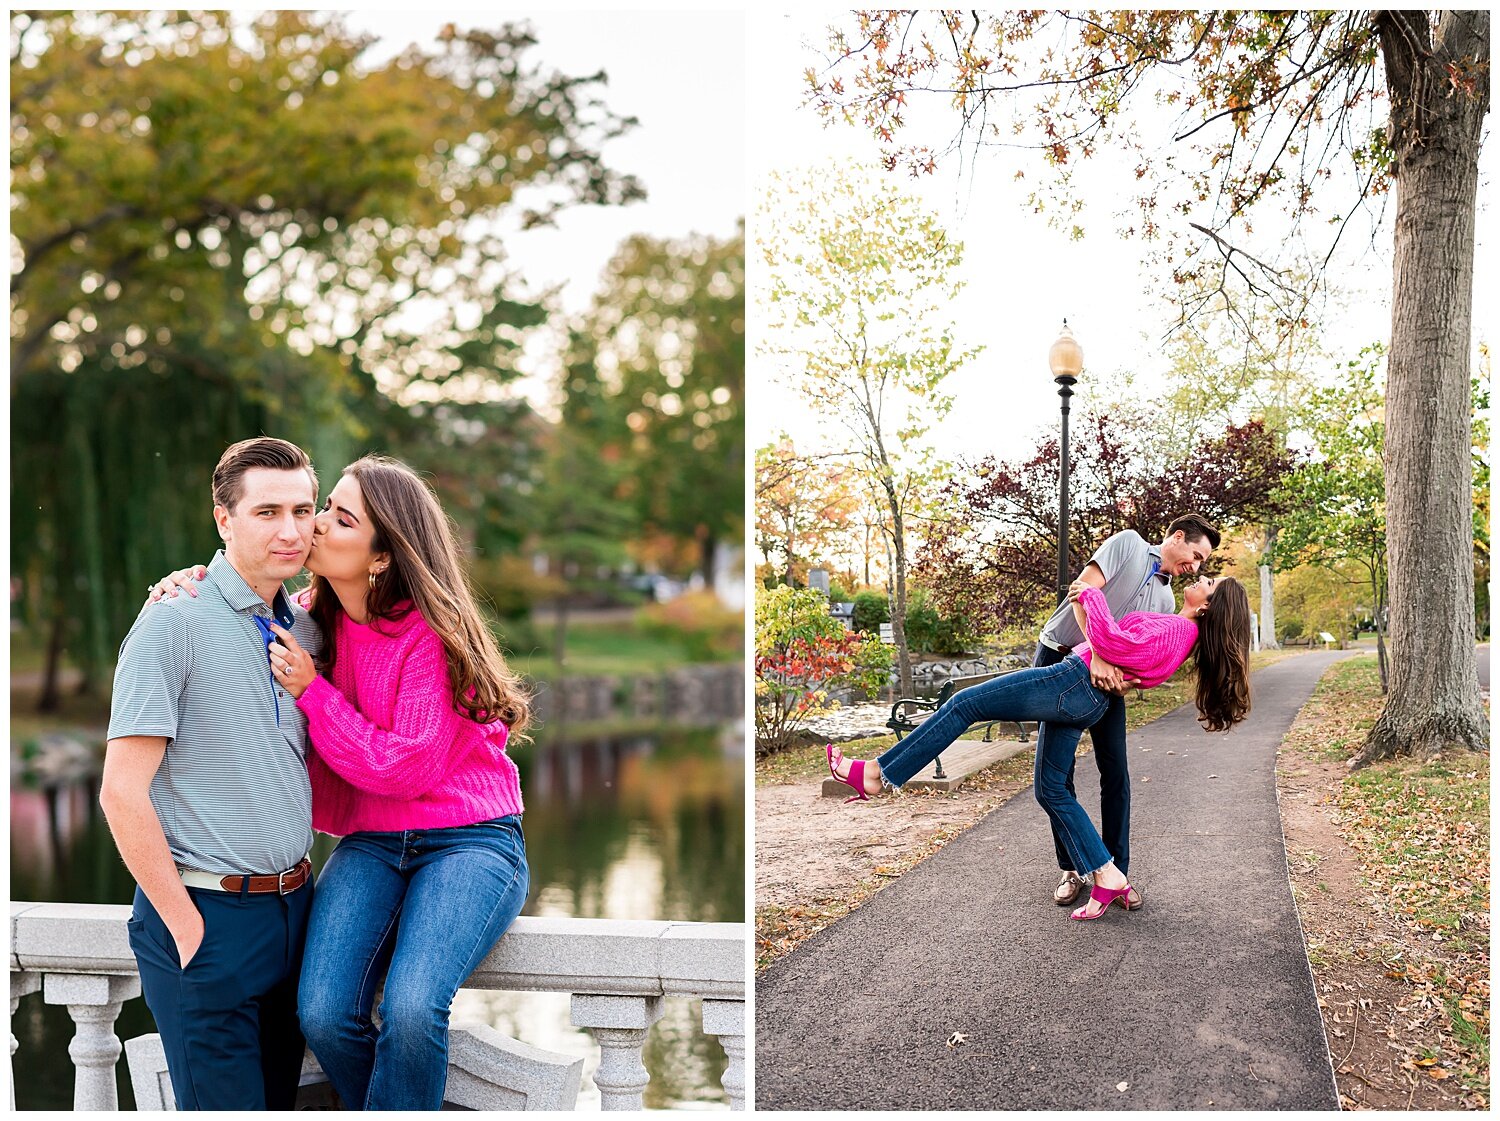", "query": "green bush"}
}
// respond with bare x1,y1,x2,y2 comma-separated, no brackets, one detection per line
1279,618,1305,642
904,587,977,656
851,590,889,634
